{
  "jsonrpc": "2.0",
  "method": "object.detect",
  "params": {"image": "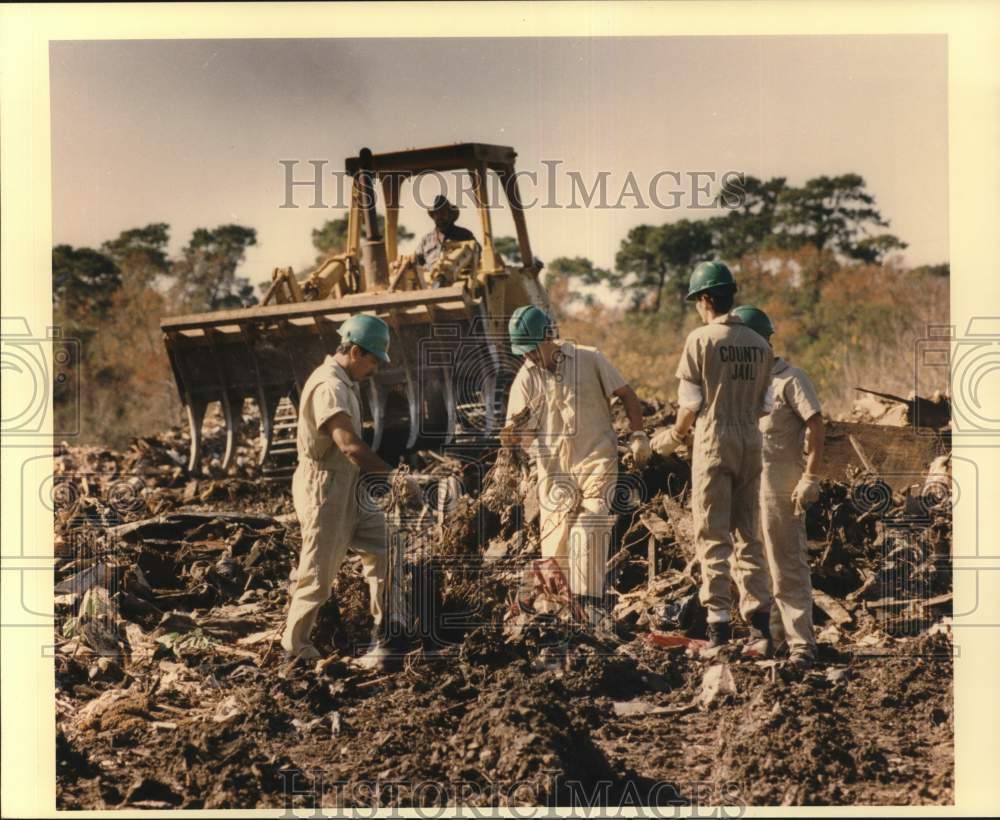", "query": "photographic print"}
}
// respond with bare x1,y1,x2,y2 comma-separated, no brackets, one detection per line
3,5,997,816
